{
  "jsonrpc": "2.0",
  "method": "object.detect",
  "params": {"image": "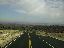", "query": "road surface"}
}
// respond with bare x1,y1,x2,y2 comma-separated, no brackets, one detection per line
5,33,64,48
